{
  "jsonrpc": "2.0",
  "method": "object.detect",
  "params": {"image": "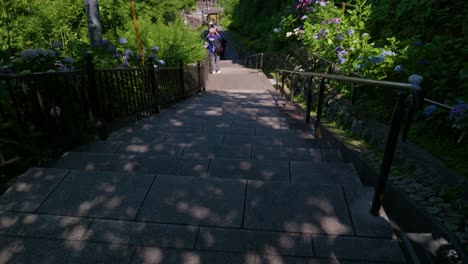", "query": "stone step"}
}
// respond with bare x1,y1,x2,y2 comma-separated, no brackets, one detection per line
71,140,341,162
50,151,345,179
0,211,405,263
